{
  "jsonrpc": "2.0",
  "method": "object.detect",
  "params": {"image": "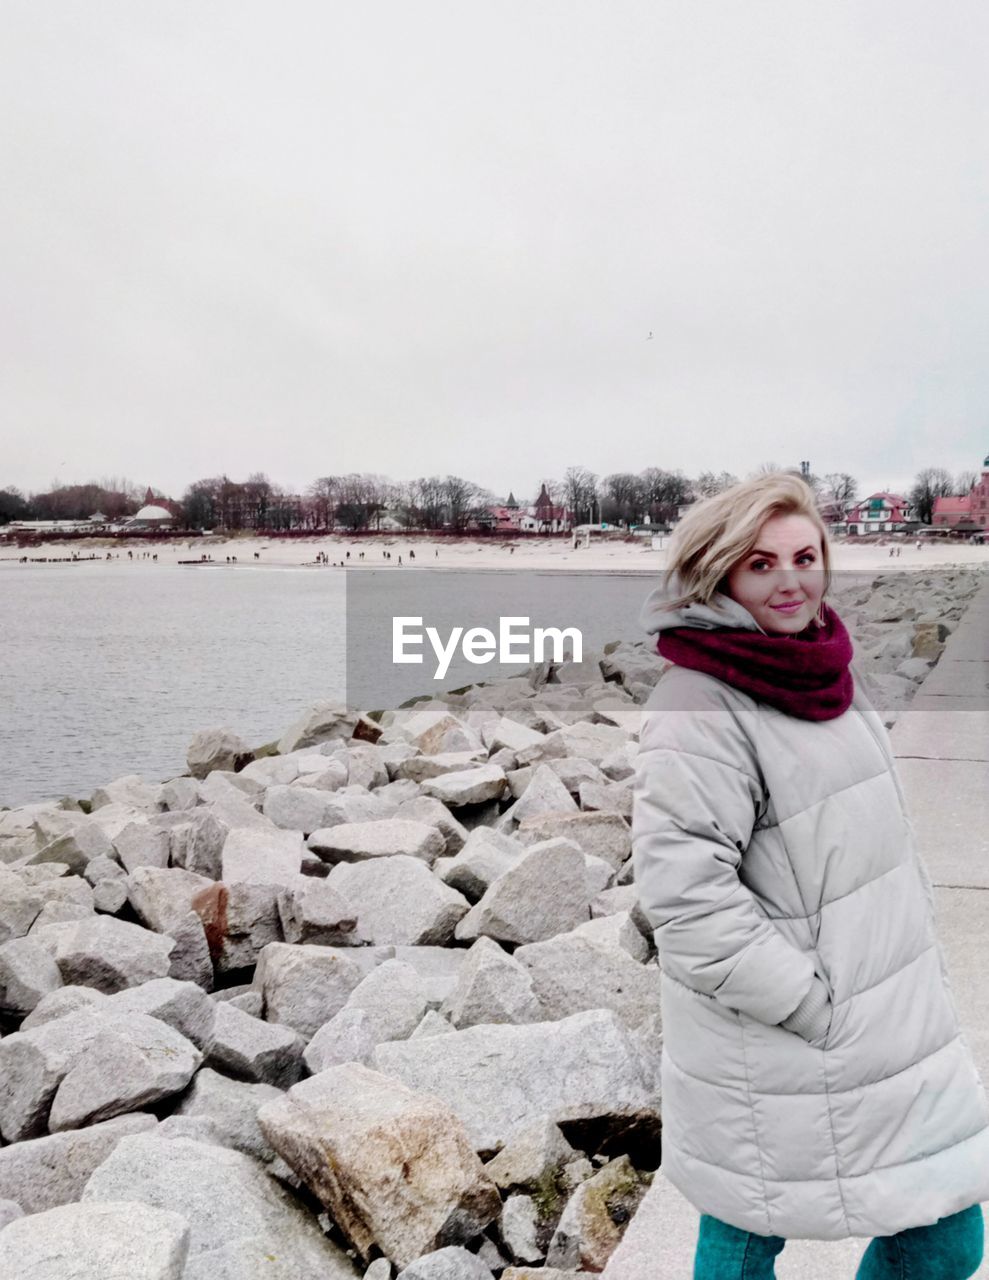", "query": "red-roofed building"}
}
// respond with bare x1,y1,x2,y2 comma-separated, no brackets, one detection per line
844,493,913,535
521,483,572,533
932,453,989,533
